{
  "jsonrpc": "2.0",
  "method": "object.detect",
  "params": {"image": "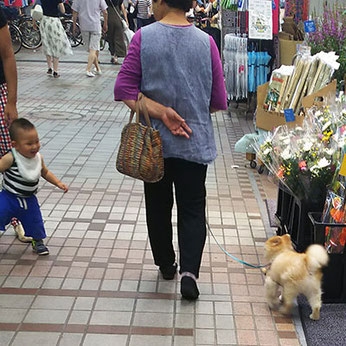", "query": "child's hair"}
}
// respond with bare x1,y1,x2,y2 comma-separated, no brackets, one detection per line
9,118,35,141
